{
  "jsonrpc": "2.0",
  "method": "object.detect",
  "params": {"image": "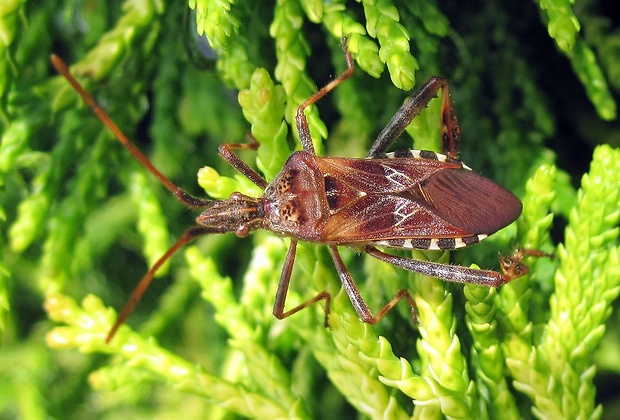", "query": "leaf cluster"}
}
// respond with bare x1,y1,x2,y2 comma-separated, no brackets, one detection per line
0,0,619,418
